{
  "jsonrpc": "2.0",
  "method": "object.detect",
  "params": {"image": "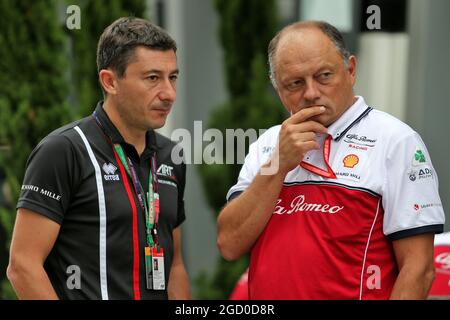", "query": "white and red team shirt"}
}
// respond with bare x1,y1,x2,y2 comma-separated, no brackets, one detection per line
429,232,450,298
227,96,445,300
